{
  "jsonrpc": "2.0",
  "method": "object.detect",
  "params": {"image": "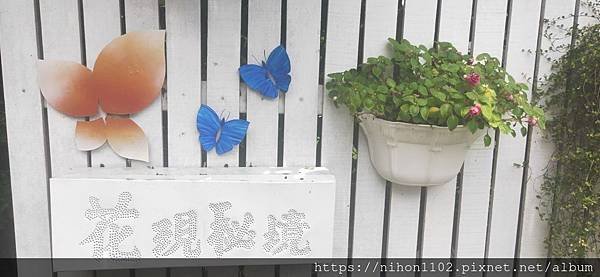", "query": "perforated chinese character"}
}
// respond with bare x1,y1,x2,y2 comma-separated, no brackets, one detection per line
207,201,256,256
263,209,311,256
80,192,140,259
152,210,202,258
